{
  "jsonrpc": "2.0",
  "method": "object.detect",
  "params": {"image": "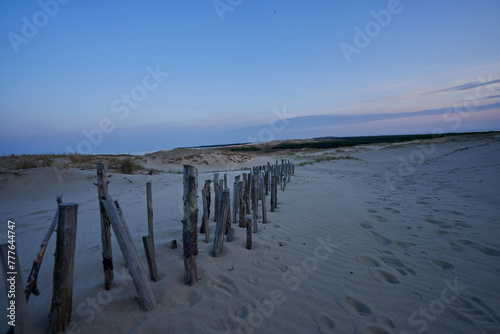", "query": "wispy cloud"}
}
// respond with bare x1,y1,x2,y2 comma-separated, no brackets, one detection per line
422,79,500,96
